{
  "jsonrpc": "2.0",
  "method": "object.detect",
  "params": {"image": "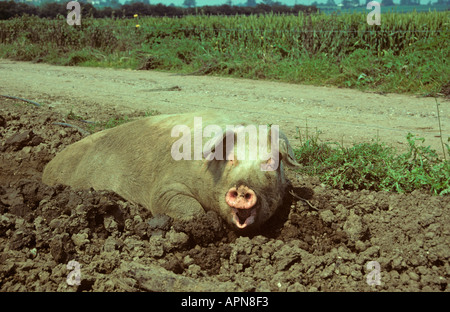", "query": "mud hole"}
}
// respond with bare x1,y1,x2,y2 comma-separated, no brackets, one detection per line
1,100,449,292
